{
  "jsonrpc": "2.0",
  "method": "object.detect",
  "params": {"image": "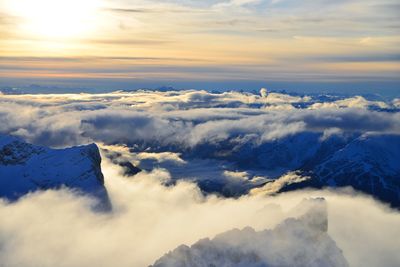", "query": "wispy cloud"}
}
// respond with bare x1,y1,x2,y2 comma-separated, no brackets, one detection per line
0,0,399,87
